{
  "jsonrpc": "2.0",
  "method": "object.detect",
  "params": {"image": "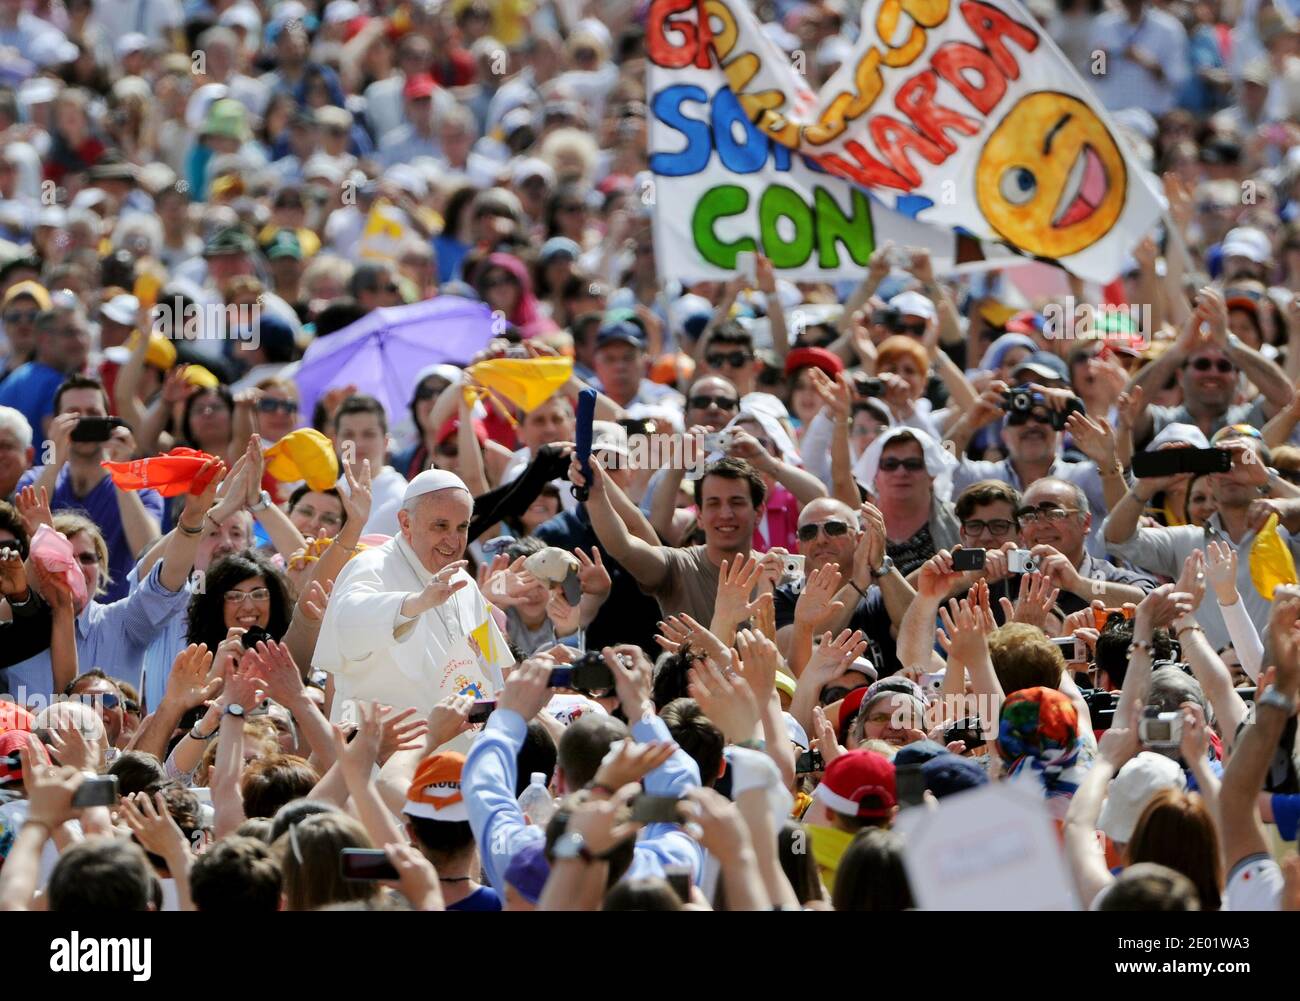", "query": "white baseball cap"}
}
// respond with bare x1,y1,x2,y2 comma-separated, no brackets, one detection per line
1221,226,1272,265
1097,751,1187,844
889,290,938,323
